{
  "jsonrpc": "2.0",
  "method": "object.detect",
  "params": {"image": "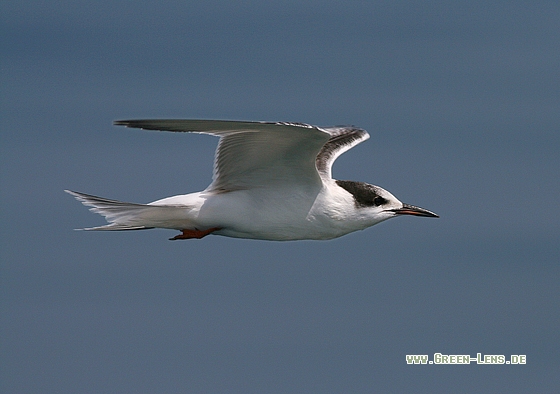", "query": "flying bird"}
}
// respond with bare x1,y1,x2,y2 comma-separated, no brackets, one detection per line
66,119,438,241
